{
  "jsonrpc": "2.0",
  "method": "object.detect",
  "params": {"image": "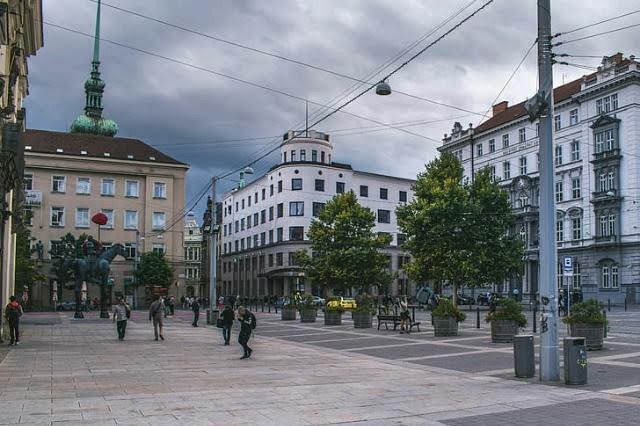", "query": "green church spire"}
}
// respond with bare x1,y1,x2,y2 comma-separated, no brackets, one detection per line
70,0,118,137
